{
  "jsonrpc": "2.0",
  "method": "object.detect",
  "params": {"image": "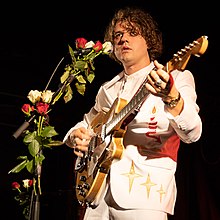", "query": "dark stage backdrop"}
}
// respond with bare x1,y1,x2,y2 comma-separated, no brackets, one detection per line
1,1,219,219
